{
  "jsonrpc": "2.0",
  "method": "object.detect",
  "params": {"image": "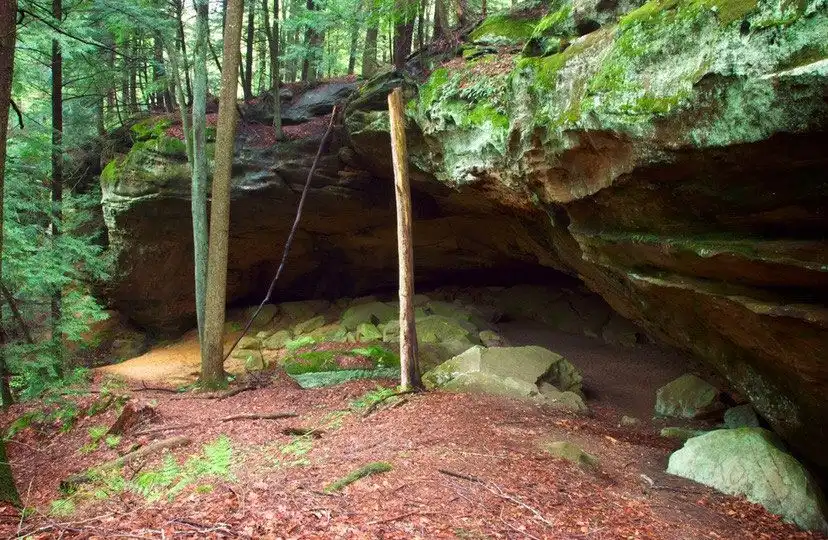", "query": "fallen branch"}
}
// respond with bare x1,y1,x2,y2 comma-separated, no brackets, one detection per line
132,380,180,393
133,423,199,437
215,384,256,401
220,412,298,422
61,436,191,492
368,510,442,525
282,427,323,438
437,468,485,484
